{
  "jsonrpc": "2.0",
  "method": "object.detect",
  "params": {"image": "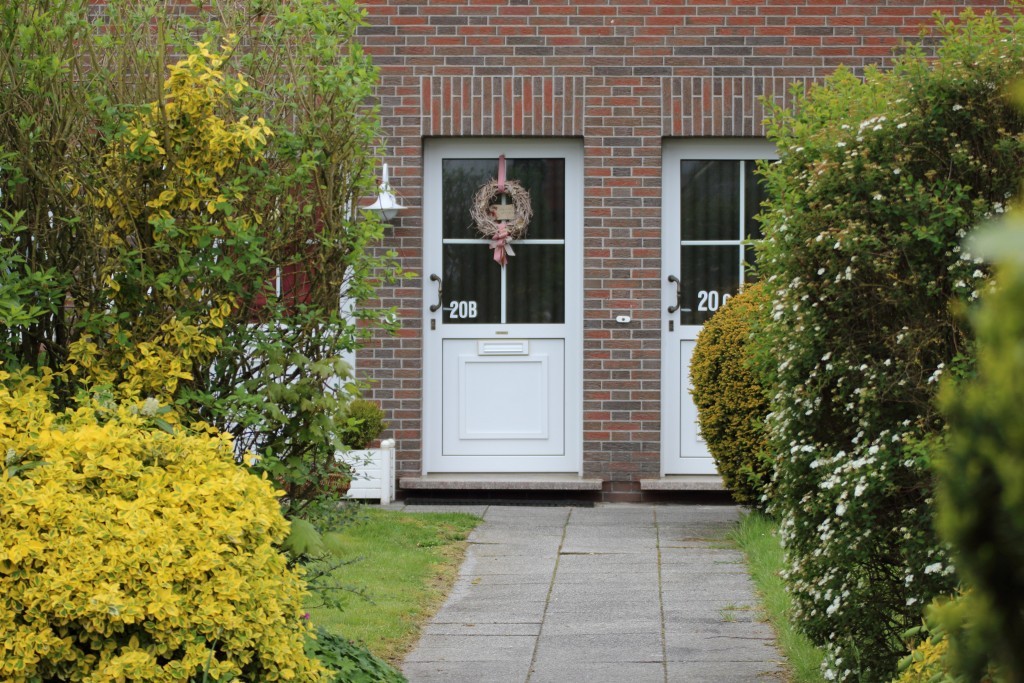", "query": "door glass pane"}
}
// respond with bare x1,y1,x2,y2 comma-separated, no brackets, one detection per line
680,160,739,241
443,159,497,239
744,161,768,242
744,160,769,279
679,245,740,326
507,244,565,324
442,244,501,324
506,158,565,240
